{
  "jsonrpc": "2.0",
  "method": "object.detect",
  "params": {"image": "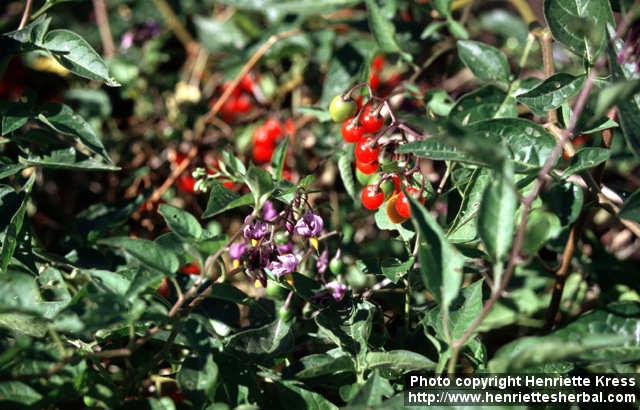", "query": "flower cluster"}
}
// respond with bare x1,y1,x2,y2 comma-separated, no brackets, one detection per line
227,200,325,287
